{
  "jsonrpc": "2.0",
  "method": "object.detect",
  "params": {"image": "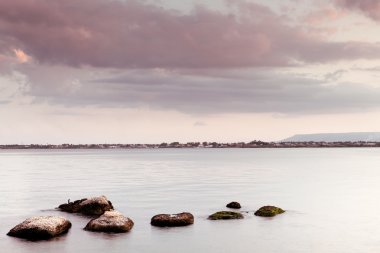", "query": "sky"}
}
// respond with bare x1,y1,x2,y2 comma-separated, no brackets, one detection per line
1,0,380,144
